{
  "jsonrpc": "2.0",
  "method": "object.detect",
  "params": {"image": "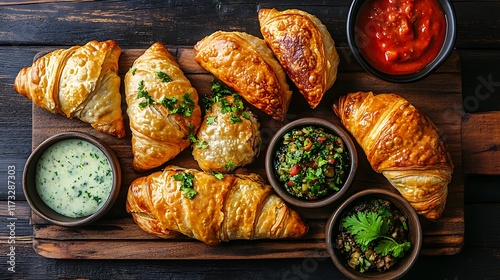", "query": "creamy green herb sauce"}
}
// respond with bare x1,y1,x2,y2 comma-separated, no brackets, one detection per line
35,139,113,218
